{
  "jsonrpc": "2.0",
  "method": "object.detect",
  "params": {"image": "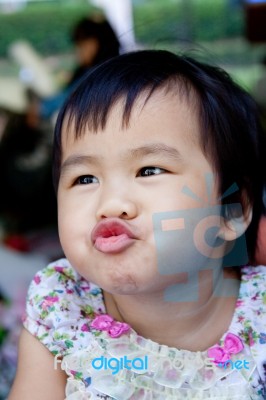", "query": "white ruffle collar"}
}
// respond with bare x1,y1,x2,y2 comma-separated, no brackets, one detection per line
61,327,259,400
